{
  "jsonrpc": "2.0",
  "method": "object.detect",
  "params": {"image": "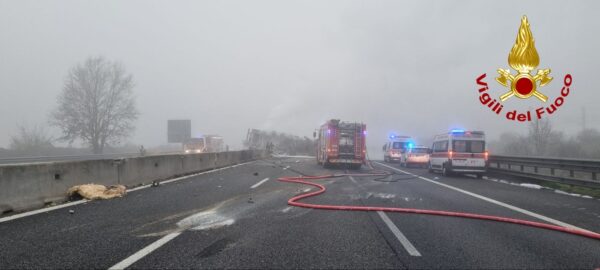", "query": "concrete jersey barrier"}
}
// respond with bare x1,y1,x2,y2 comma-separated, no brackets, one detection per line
0,150,265,214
